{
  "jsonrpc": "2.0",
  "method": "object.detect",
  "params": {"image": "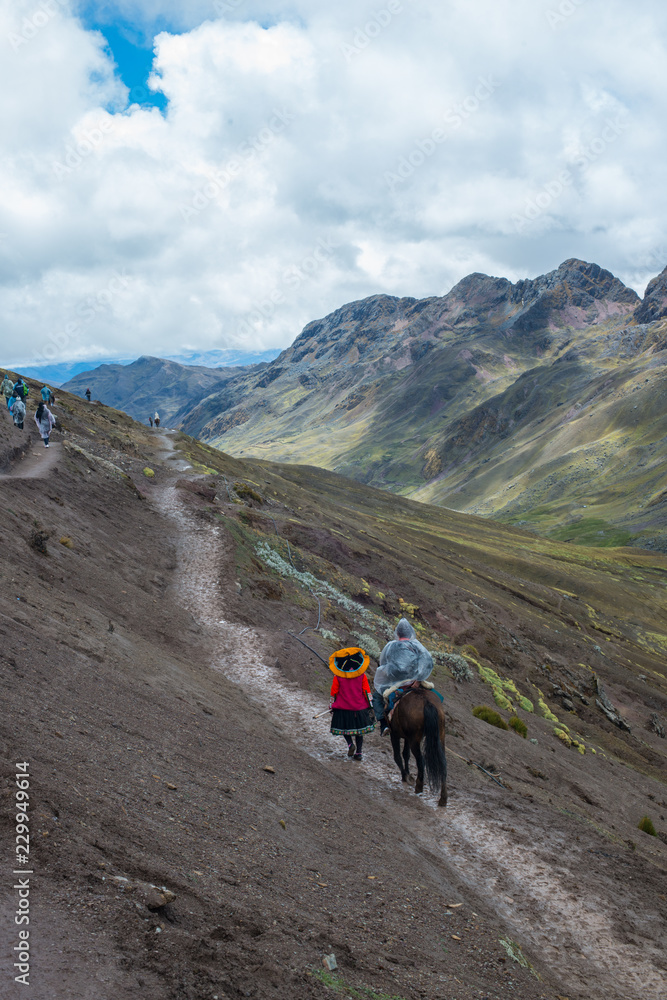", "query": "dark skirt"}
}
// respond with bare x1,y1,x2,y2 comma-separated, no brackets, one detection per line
331,707,375,736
